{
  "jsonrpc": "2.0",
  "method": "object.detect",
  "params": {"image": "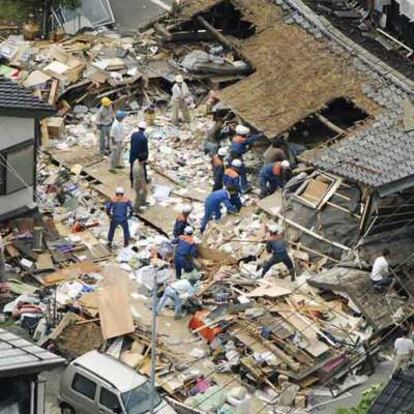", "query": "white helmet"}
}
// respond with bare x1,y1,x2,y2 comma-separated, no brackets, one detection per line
175,74,183,83
231,159,242,168
116,187,125,194
281,160,291,169
184,226,194,235
268,224,280,234
235,125,250,135
218,147,228,157
138,121,147,130
182,204,192,214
